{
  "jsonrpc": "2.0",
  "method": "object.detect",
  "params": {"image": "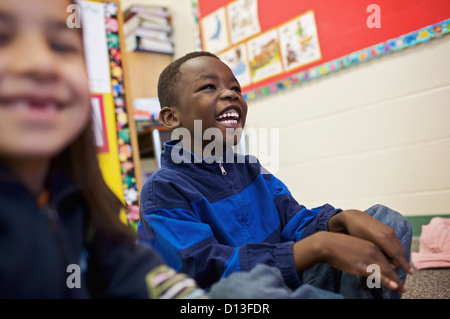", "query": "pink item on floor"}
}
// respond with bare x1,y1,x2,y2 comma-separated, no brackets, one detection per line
411,217,450,270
